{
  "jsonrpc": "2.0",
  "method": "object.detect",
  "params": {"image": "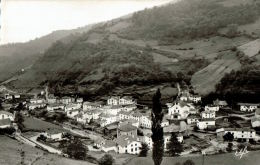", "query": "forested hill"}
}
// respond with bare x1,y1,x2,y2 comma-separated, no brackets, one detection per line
0,24,94,82
4,0,260,98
